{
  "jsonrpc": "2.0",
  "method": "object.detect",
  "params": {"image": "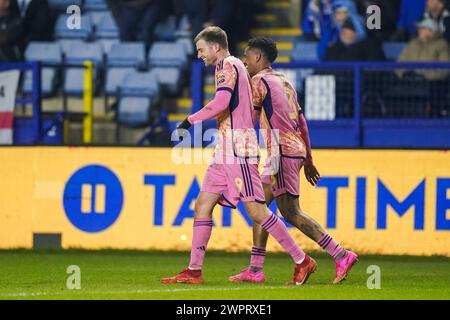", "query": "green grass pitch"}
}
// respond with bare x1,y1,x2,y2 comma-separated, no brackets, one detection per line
0,250,449,300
